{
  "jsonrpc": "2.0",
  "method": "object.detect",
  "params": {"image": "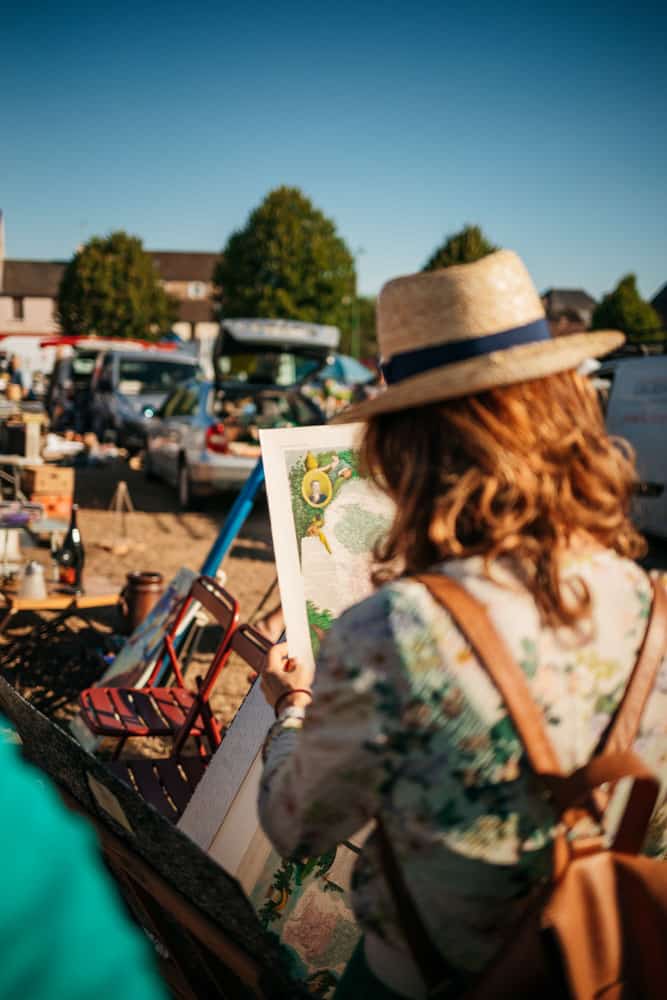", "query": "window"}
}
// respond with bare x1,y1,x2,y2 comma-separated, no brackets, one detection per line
12,298,24,320
161,384,199,418
215,350,321,387
188,281,207,300
117,358,197,395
